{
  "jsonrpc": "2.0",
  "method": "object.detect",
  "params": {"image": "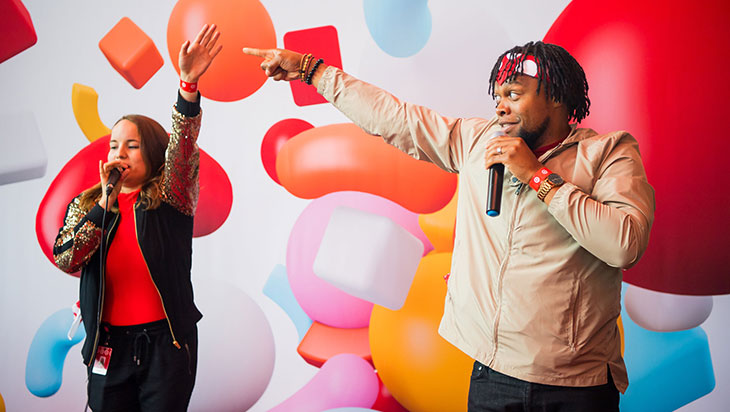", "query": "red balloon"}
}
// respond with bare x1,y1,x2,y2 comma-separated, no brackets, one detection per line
544,0,730,295
36,135,232,275
372,373,409,412
167,0,276,102
261,118,313,184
